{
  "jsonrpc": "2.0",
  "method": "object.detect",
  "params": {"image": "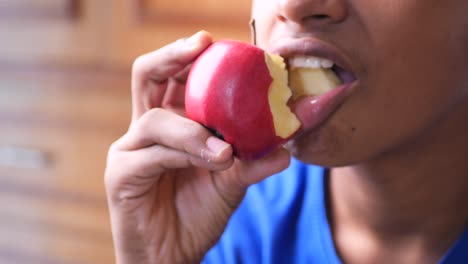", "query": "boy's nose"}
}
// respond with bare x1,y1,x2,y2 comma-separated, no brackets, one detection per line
276,0,348,26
